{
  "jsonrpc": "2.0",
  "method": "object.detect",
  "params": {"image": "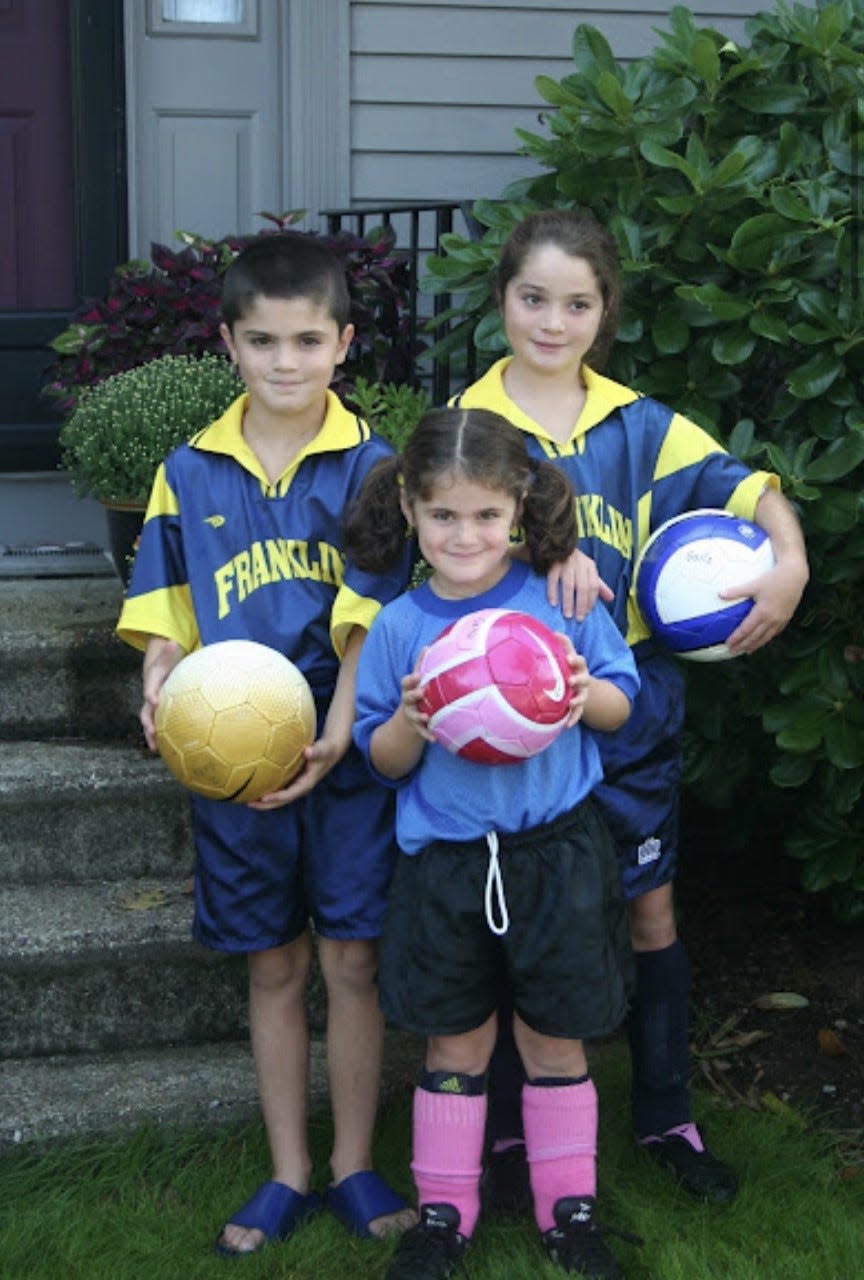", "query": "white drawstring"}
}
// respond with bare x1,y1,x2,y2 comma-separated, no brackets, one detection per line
484,831,510,936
